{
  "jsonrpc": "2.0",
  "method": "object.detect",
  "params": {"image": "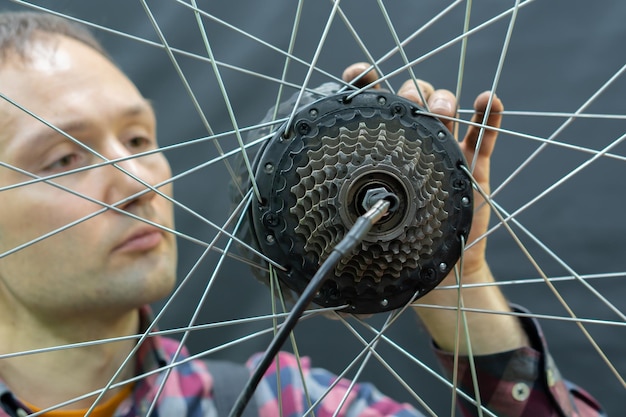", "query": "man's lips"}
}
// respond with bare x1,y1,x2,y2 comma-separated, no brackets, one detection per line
113,227,164,253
